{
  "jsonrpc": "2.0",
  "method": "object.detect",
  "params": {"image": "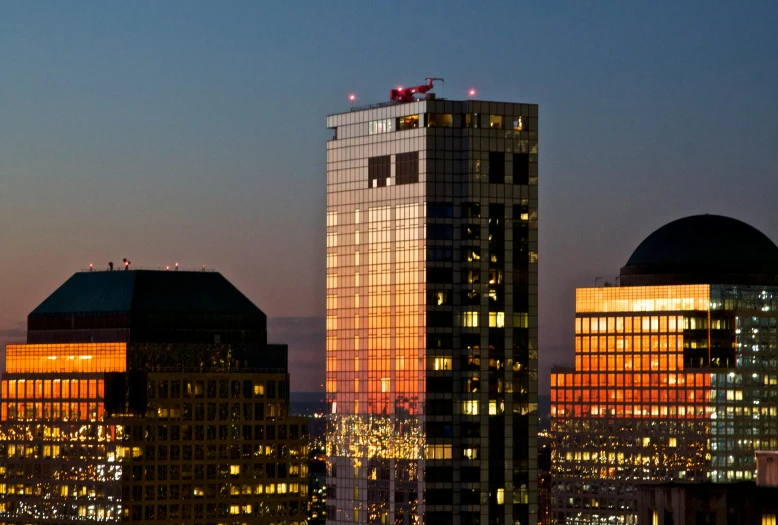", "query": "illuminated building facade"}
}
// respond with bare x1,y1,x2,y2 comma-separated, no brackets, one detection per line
551,215,778,525
326,95,539,525
0,269,309,524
